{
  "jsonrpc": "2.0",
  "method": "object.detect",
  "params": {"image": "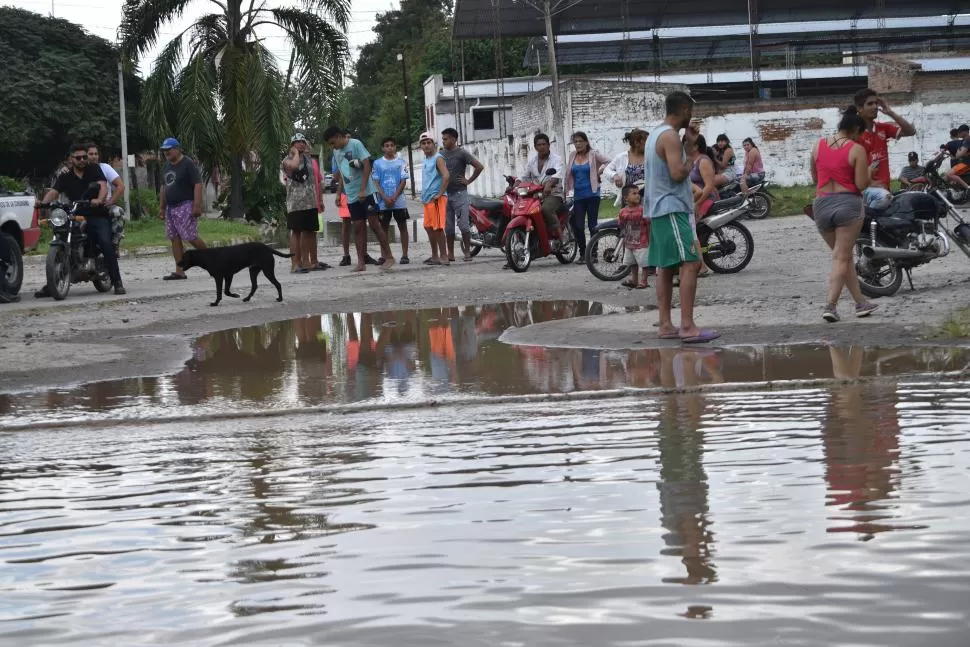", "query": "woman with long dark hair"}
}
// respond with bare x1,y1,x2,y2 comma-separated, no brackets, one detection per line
712,134,737,187
739,137,765,192
564,131,611,262
809,106,879,322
